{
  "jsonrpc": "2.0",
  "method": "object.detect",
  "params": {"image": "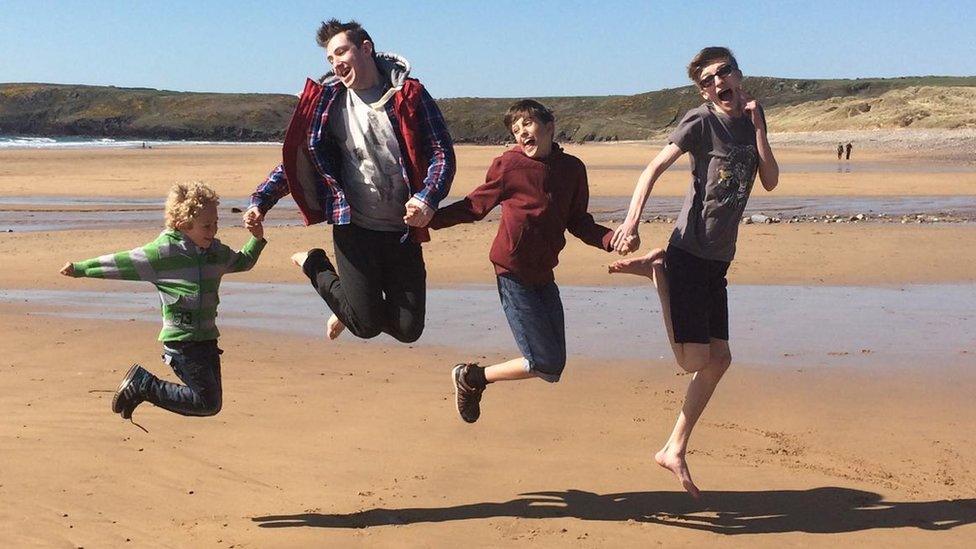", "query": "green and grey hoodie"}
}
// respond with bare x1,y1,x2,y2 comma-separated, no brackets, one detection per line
71,230,266,342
